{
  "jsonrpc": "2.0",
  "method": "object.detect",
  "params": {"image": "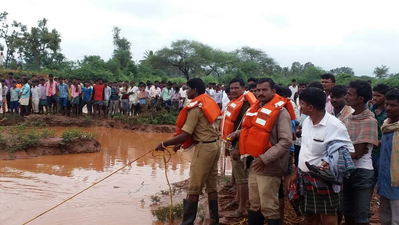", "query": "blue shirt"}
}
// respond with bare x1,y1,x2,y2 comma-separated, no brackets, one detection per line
20,83,31,99
82,87,93,101
377,132,399,200
57,83,68,98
